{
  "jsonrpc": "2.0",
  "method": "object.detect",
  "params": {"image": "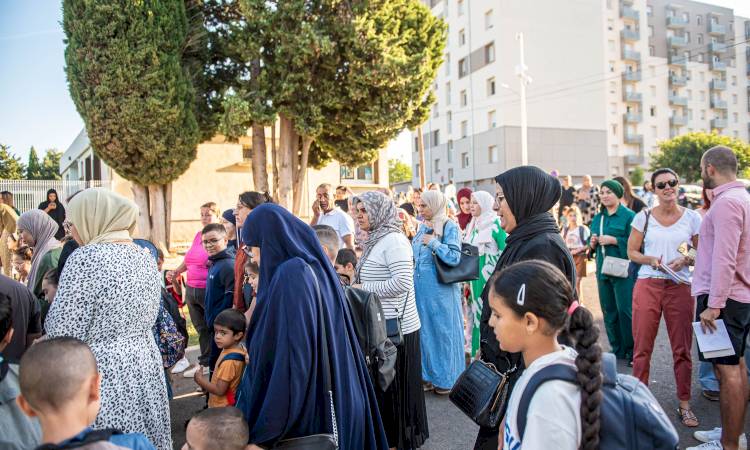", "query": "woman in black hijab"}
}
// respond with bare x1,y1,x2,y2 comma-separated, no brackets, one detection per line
474,166,576,450
38,189,66,240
